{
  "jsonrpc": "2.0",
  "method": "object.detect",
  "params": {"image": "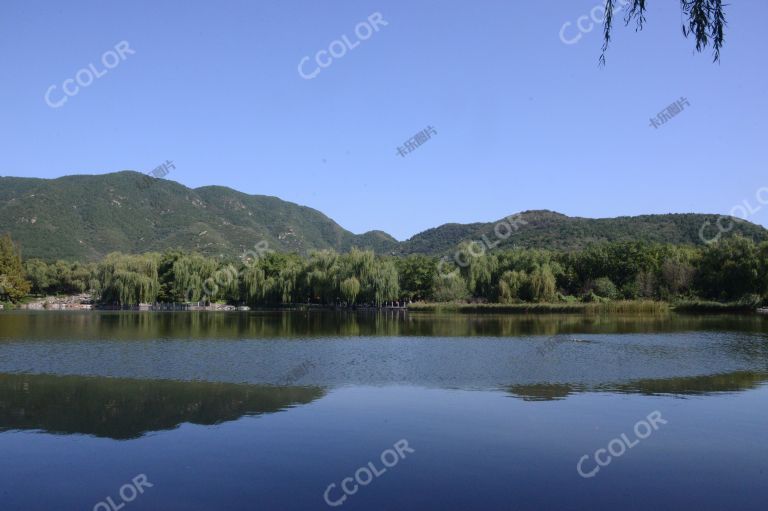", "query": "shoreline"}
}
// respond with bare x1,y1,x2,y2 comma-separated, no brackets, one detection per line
407,300,760,314
1,298,762,315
